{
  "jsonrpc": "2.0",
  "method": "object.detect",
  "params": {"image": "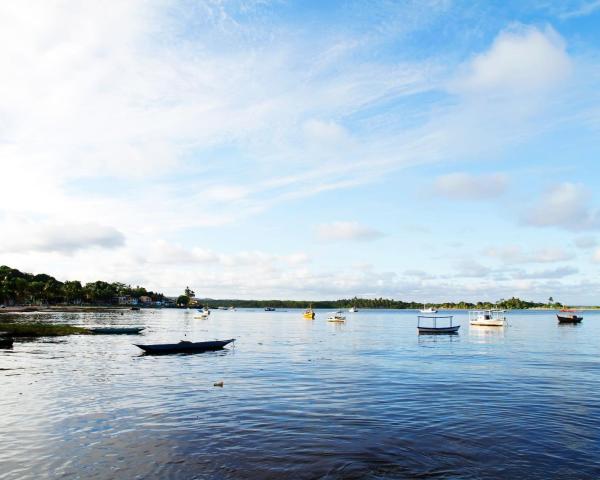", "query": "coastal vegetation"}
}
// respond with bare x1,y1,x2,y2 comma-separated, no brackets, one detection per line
1,265,565,311
201,296,553,310
0,266,164,306
0,322,90,337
